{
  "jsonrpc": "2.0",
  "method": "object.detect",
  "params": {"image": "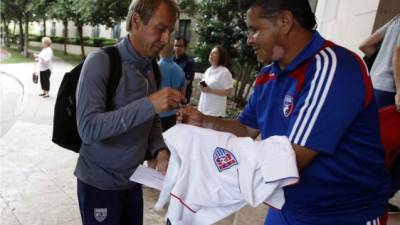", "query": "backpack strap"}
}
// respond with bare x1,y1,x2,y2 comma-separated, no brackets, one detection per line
102,46,122,110
152,59,161,89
